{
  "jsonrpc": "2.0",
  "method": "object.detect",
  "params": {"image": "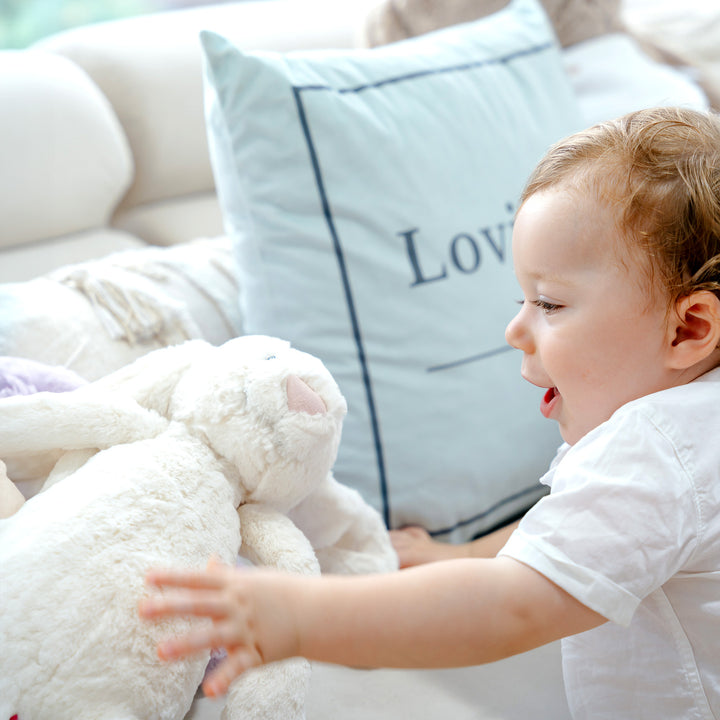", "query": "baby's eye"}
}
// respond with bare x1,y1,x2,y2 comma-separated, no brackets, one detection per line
533,299,563,314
